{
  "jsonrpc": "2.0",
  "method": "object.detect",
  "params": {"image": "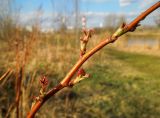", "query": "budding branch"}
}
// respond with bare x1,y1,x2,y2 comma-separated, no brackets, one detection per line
27,2,160,118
